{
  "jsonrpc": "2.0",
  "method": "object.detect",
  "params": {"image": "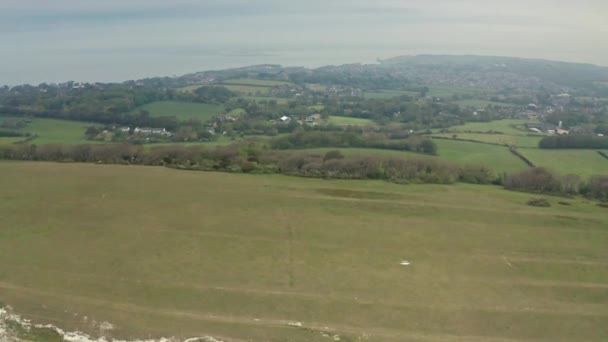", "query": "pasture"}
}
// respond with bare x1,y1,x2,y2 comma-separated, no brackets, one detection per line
433,139,528,174
432,133,542,148
133,101,224,121
326,116,376,126
0,162,607,341
222,78,292,87
1,116,96,145
427,85,485,98
518,148,608,178
362,90,418,99
443,119,537,136
242,96,290,105
222,84,272,95
0,137,21,146
454,99,519,108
